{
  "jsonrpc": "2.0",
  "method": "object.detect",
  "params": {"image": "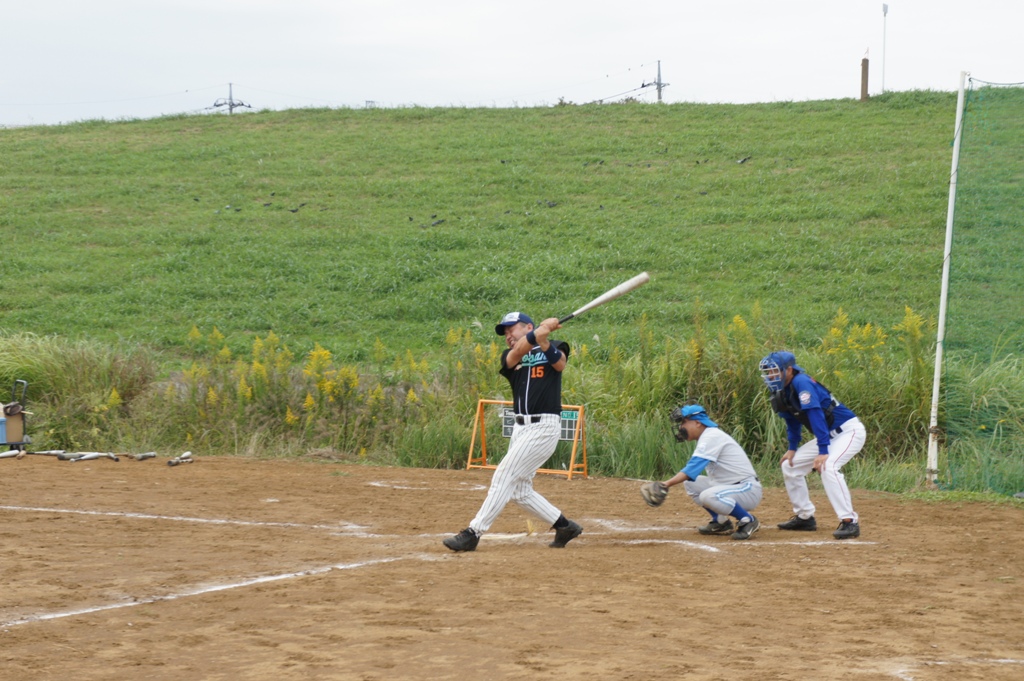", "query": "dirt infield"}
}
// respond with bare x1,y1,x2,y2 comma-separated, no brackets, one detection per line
2,456,1022,680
